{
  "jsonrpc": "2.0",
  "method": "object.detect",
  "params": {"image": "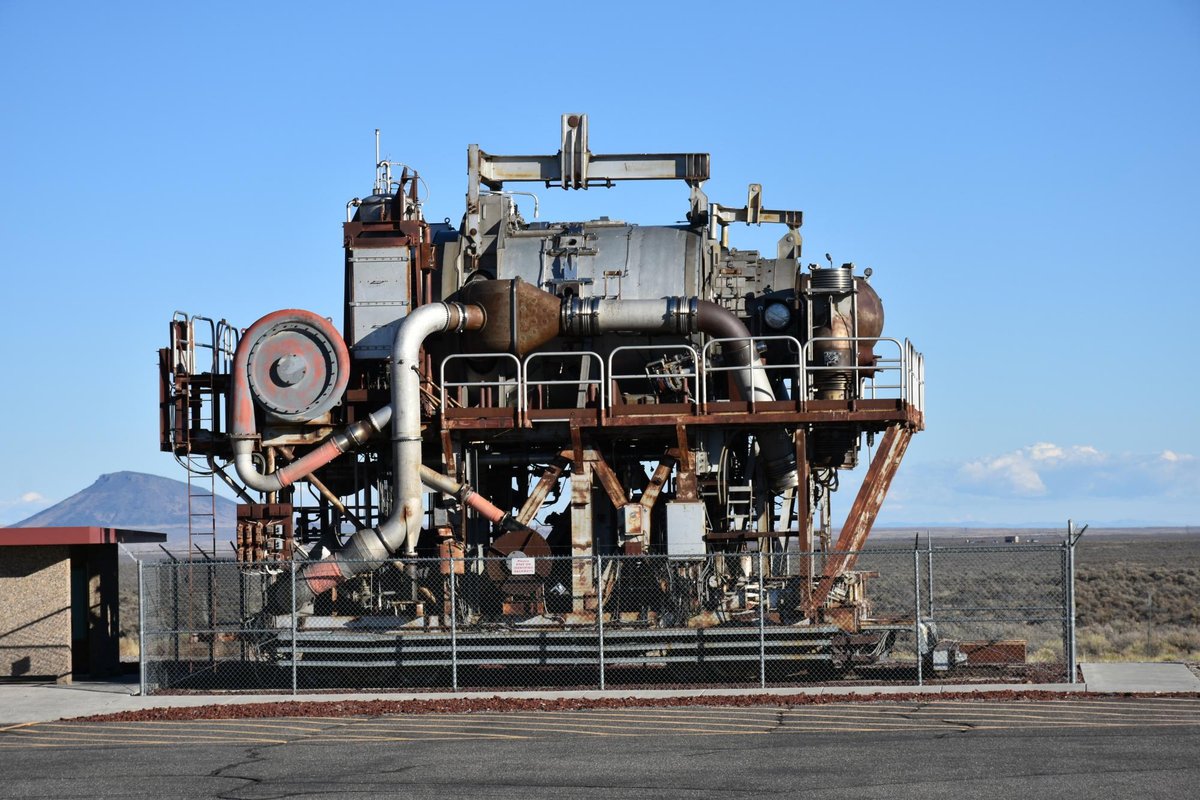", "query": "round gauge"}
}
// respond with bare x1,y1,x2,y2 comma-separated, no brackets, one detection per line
763,302,792,330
